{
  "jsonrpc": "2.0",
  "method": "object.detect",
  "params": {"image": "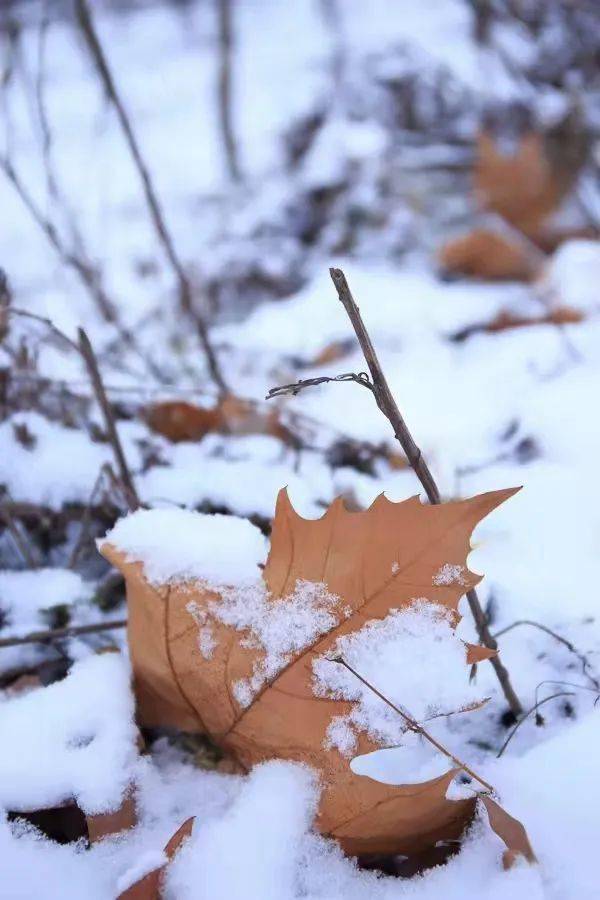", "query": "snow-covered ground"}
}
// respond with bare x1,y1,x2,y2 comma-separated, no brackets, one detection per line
1,1,600,897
